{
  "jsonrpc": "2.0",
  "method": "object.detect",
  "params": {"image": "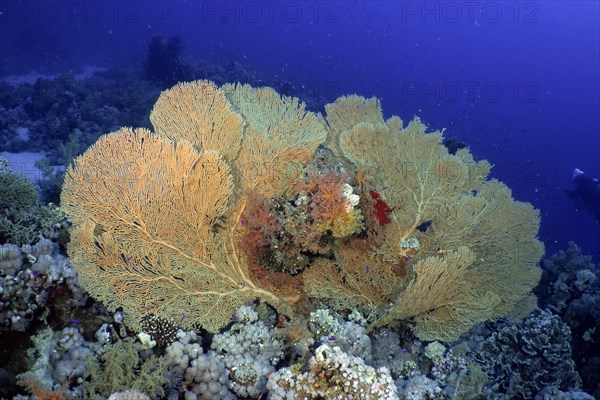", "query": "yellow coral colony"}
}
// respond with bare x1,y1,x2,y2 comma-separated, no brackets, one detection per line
61,81,543,340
